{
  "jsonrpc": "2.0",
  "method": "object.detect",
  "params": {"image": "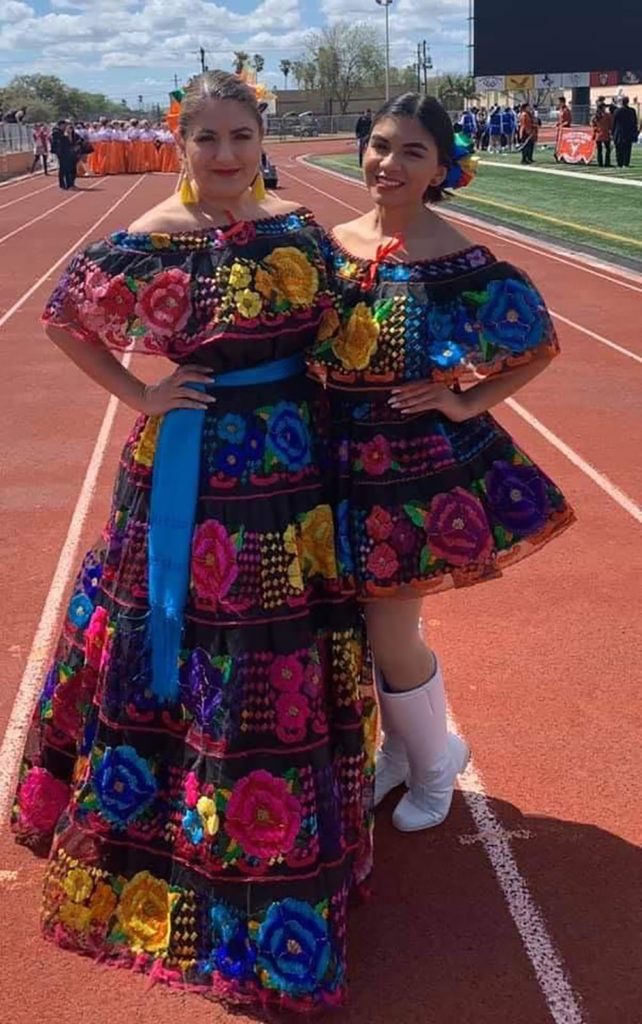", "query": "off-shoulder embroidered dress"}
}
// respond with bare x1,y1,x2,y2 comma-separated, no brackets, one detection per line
11,209,375,1011
313,240,575,598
